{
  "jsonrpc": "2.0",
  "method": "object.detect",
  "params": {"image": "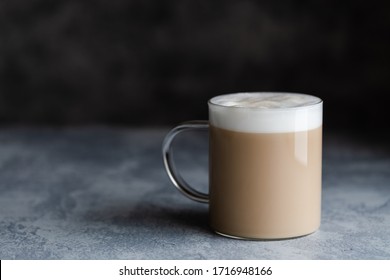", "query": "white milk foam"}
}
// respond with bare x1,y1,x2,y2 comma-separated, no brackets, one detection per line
209,92,322,133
